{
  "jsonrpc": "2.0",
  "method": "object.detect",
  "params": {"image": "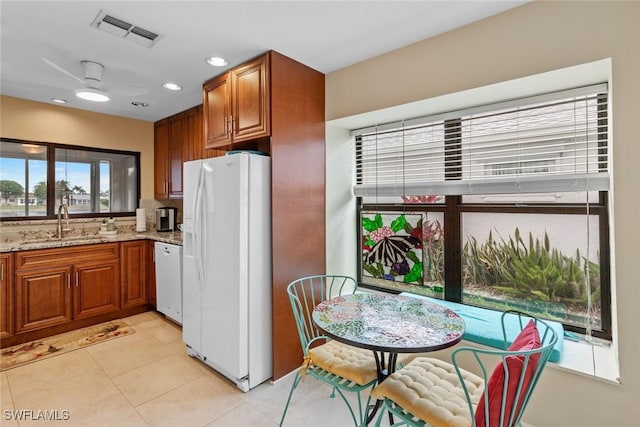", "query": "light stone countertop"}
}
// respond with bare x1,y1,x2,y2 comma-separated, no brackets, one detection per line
0,230,182,253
